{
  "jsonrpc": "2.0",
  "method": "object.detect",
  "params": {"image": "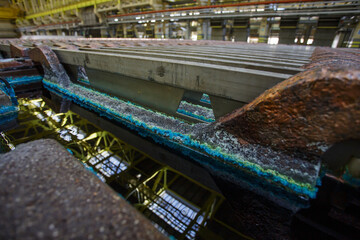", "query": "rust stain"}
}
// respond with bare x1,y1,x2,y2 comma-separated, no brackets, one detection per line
219,48,360,156
10,44,29,58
